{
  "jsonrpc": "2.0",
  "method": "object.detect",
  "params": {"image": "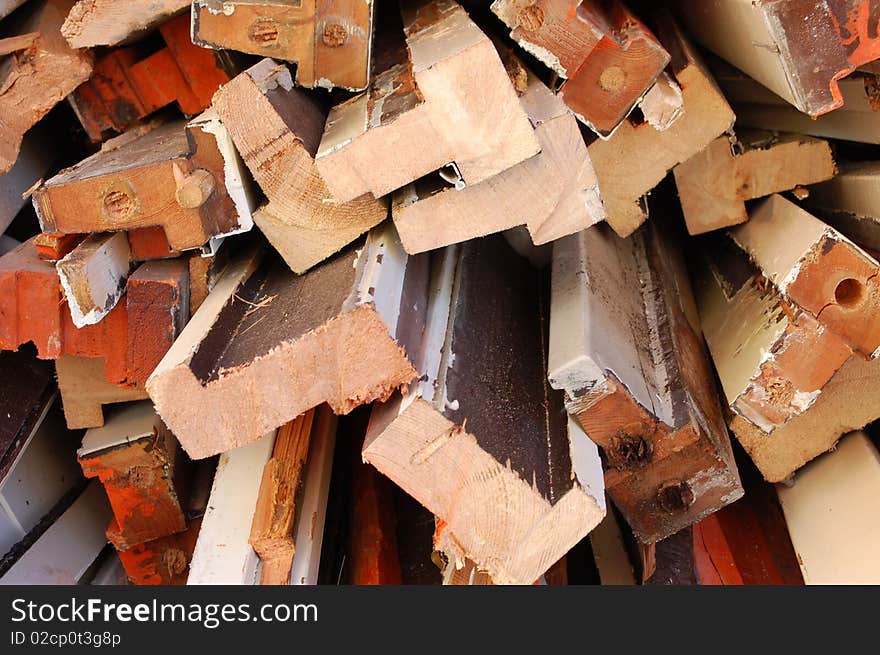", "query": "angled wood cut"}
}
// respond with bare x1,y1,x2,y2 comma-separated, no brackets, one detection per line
57,232,131,328
806,161,880,252
62,0,190,48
